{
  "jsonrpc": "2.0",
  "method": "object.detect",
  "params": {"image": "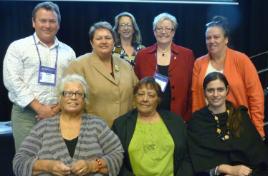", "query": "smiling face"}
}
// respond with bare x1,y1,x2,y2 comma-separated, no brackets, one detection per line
91,28,114,58
205,79,228,112
135,85,160,116
118,16,134,41
205,26,228,56
154,19,175,45
32,8,59,46
60,82,85,115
